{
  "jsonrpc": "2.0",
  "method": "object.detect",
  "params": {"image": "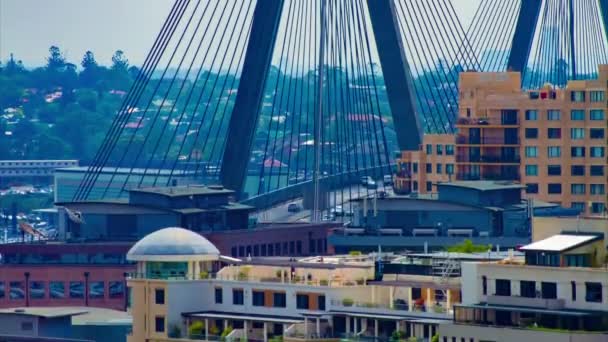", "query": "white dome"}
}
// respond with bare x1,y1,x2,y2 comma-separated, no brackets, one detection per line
127,227,220,262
